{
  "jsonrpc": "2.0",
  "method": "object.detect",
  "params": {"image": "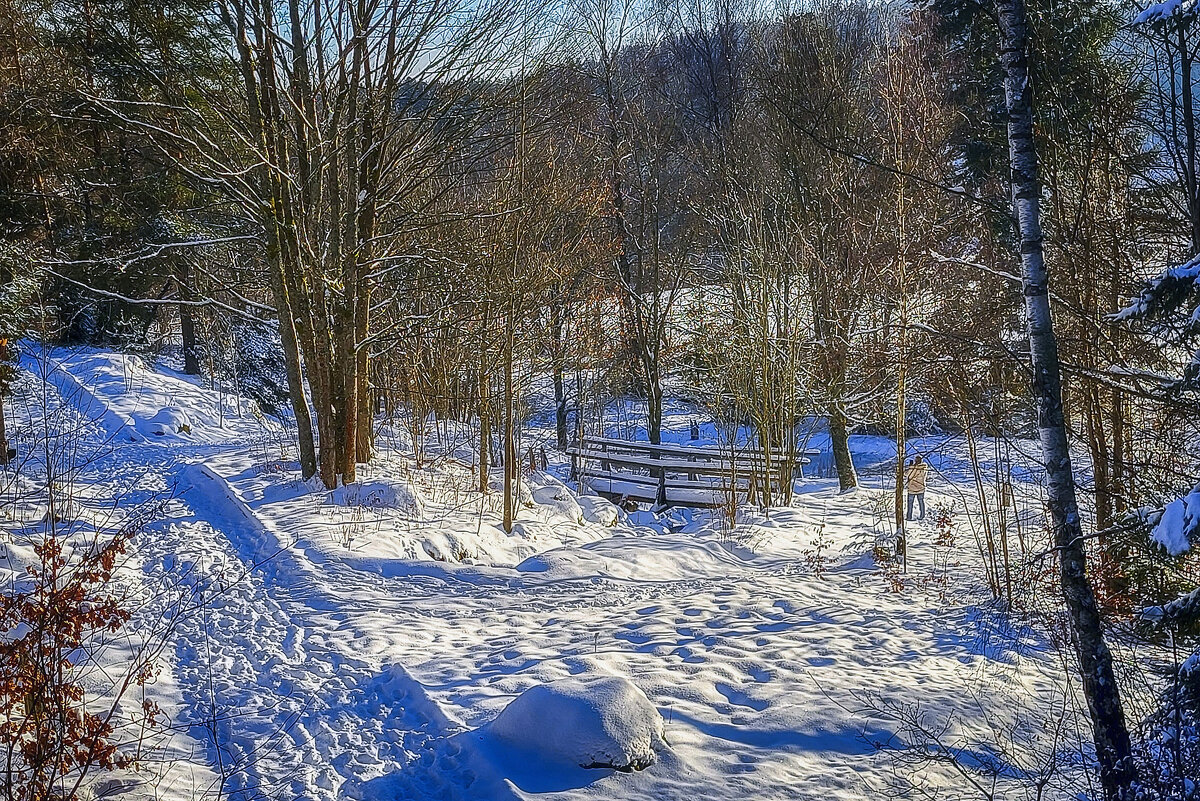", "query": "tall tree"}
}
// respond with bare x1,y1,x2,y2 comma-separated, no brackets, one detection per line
995,0,1138,796
576,0,689,454
762,4,898,492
